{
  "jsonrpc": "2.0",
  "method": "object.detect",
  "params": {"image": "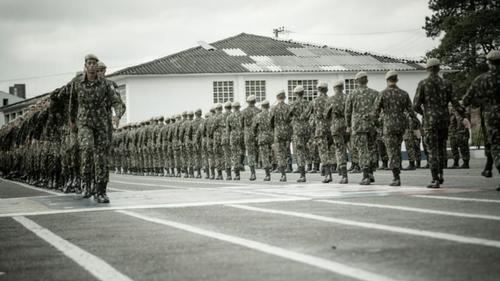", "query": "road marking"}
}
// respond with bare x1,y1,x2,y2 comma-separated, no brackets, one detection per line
110,180,185,189
228,204,500,249
0,197,308,218
317,199,500,221
413,195,500,204
1,179,62,196
118,210,397,281
13,216,134,281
